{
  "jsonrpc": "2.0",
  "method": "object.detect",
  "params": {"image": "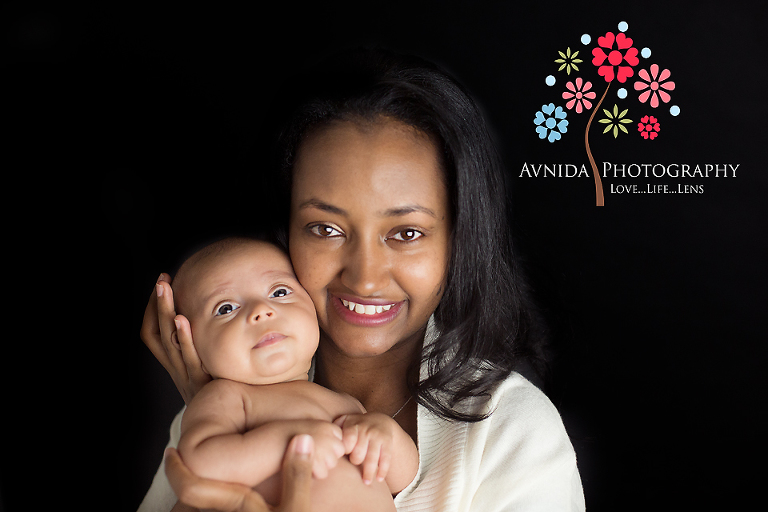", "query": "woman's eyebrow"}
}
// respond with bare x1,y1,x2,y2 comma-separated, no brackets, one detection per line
298,199,346,216
382,205,437,218
299,199,436,218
